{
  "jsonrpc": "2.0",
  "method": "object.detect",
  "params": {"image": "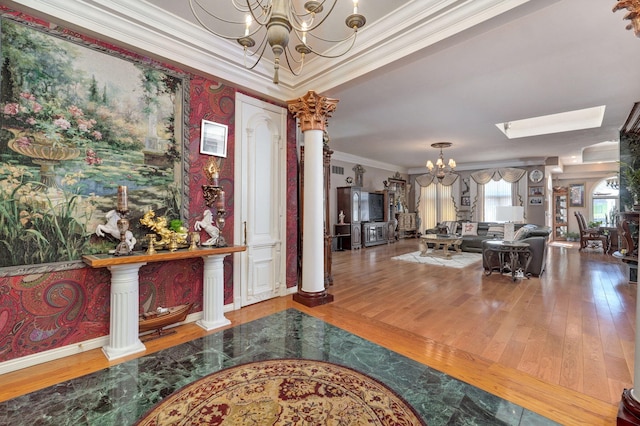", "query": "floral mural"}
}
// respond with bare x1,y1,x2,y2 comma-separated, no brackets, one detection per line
0,17,188,267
